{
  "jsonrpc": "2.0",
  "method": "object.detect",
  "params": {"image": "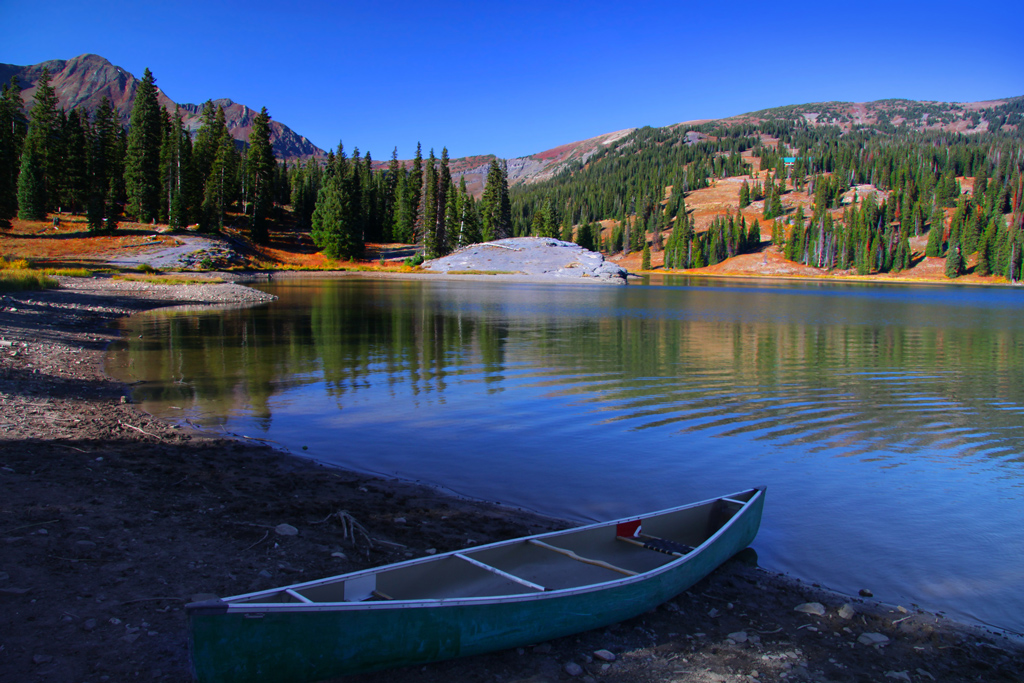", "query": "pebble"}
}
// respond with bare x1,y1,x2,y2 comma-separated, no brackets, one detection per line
564,662,584,676
257,569,273,578
859,588,874,597
83,618,97,631
885,671,911,682
794,602,826,616
533,643,552,654
727,631,749,643
330,551,347,559
593,649,616,662
838,603,856,620
858,632,890,646
274,523,298,536
32,654,53,665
